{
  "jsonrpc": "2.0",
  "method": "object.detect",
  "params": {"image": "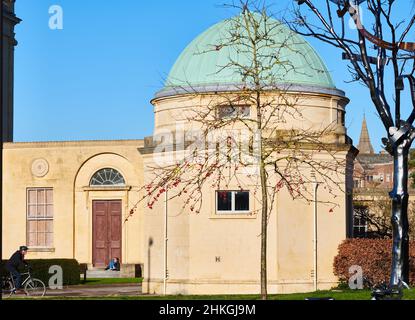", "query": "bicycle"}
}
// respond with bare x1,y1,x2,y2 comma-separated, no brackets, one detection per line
363,277,408,300
1,266,46,298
